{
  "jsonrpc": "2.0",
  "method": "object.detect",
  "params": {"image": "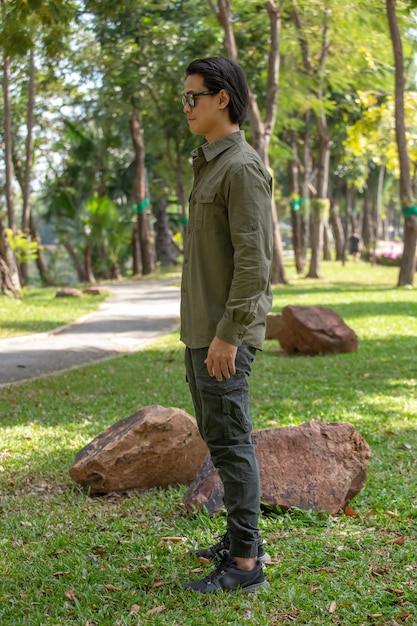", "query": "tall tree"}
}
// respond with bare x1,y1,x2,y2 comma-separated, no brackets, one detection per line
130,109,154,275
0,0,21,295
386,0,417,286
0,0,79,290
209,0,287,284
290,2,331,278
